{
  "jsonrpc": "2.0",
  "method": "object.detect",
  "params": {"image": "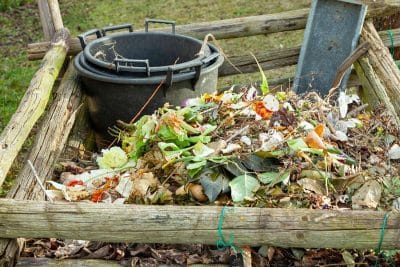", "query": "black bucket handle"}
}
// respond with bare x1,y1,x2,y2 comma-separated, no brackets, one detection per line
78,29,102,49
114,58,150,76
145,18,176,34
101,24,133,36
